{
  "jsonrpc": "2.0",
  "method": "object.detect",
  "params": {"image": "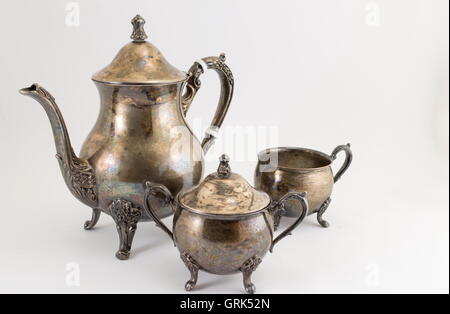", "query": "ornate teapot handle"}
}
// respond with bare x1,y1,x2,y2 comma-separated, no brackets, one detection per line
181,54,234,154
269,192,309,253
